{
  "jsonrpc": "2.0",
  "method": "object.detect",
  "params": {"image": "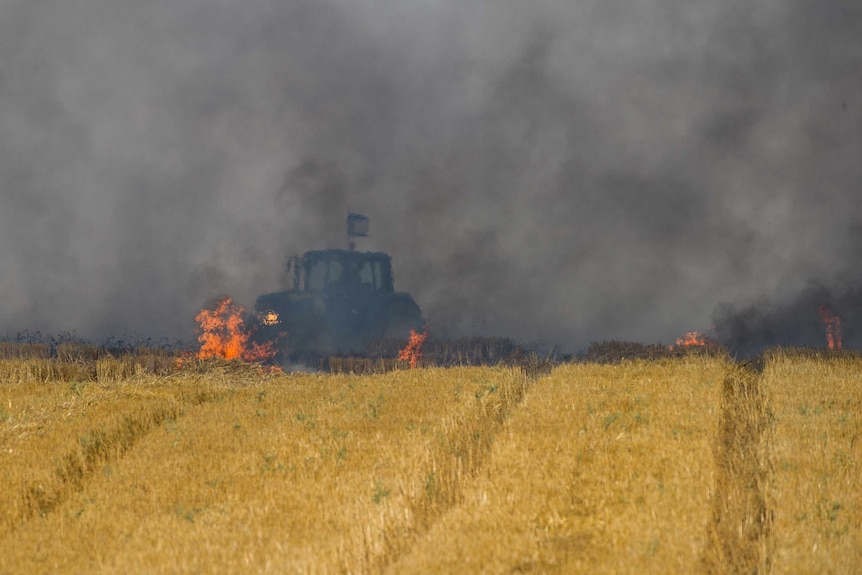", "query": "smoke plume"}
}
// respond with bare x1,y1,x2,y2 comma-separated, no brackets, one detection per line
1,0,860,353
